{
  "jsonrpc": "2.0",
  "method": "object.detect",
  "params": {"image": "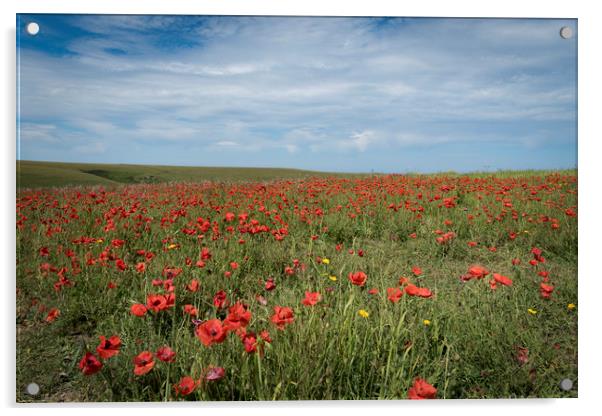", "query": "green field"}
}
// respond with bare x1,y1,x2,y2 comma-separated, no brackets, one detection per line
16,167,577,401
16,160,337,189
